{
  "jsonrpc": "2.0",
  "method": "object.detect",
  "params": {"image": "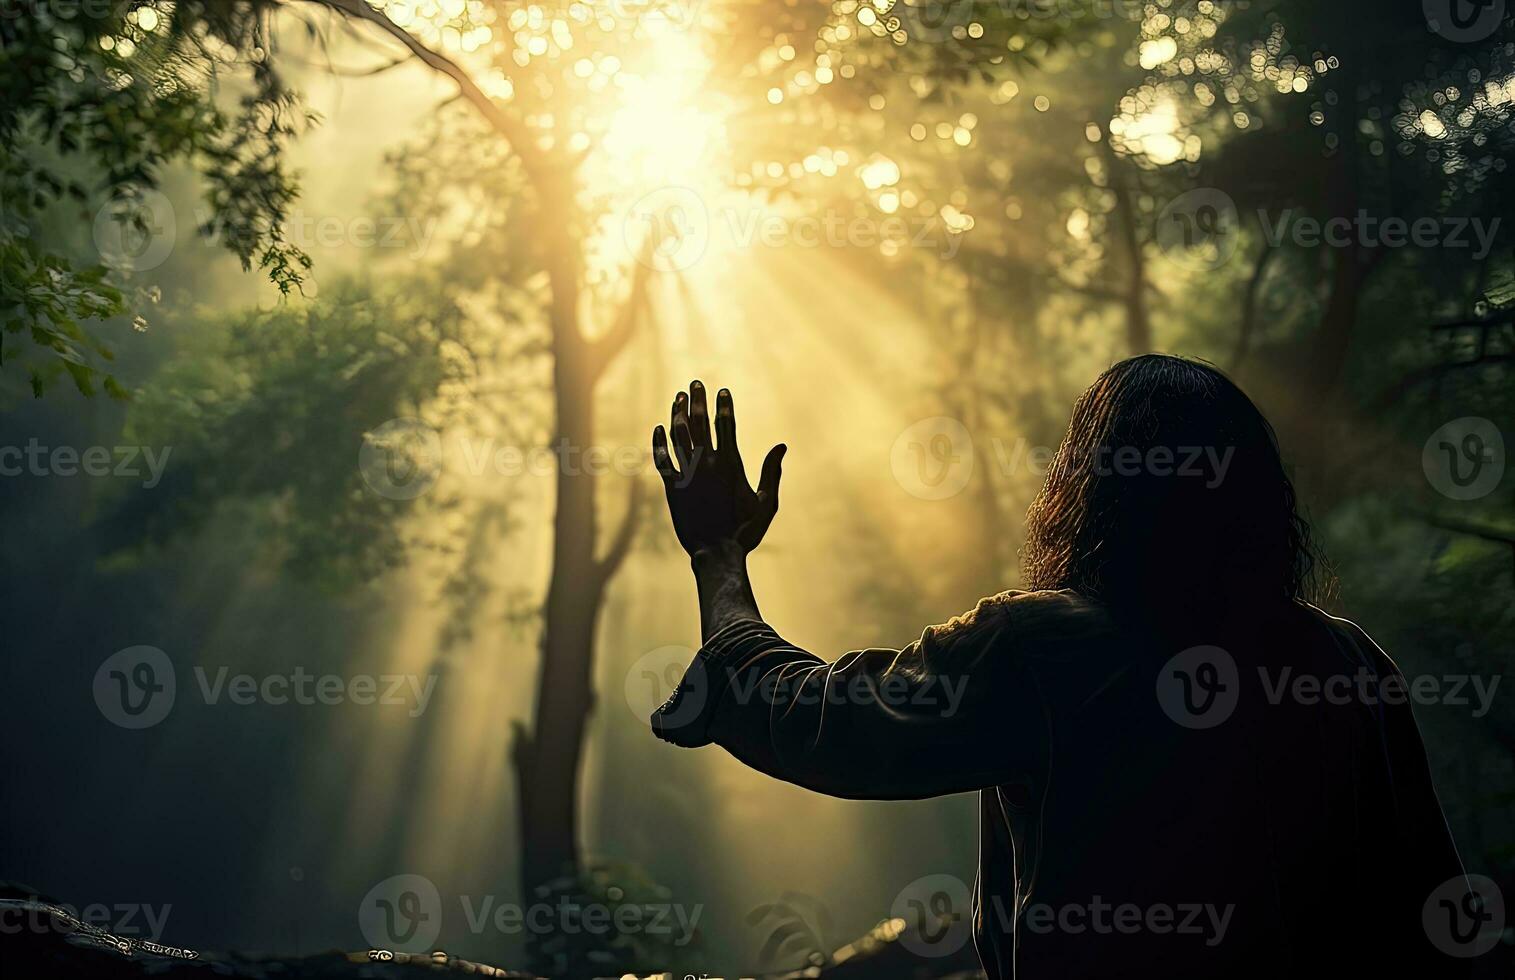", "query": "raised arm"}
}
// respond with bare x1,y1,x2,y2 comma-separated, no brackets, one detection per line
649,382,1044,799
651,380,784,642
